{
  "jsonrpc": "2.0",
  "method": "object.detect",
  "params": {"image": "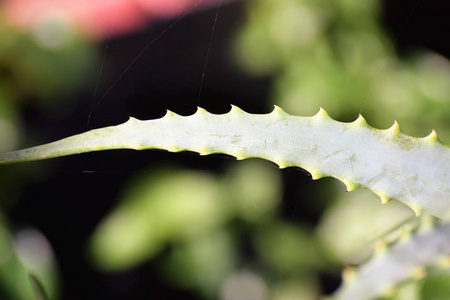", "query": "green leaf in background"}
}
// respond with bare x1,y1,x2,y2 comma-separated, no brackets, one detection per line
0,226,36,300
0,17,94,112
0,215,58,300
88,168,230,271
224,160,281,223
420,271,450,300
159,230,237,297
88,161,283,273
235,0,450,142
254,221,324,275
317,184,415,264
